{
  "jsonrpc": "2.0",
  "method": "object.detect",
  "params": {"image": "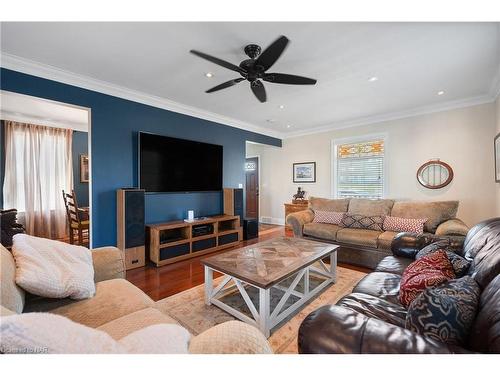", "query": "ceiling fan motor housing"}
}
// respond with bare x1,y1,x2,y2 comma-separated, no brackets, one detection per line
244,44,262,59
